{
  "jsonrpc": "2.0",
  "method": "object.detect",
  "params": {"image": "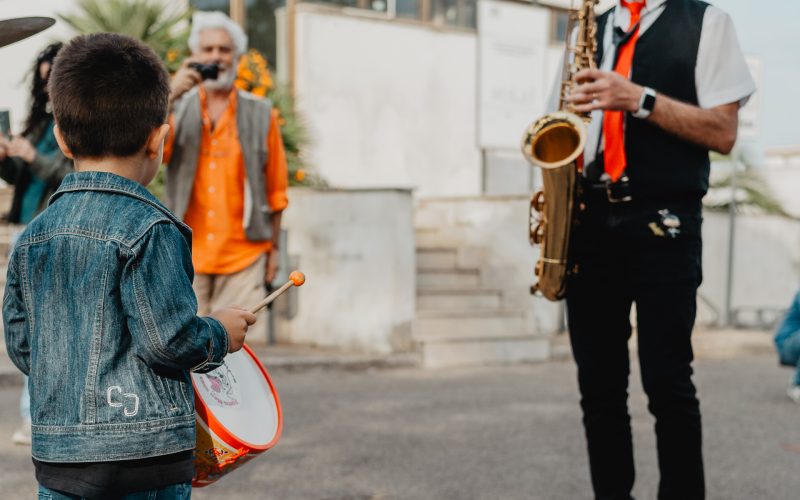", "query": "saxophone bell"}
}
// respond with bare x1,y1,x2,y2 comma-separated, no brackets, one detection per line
521,111,587,170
